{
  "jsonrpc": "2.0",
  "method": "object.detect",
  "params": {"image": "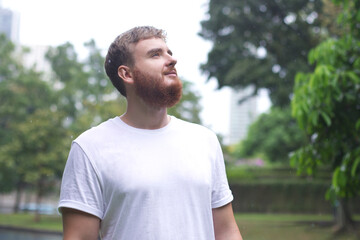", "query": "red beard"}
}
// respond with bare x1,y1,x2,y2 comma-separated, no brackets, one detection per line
132,68,182,108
